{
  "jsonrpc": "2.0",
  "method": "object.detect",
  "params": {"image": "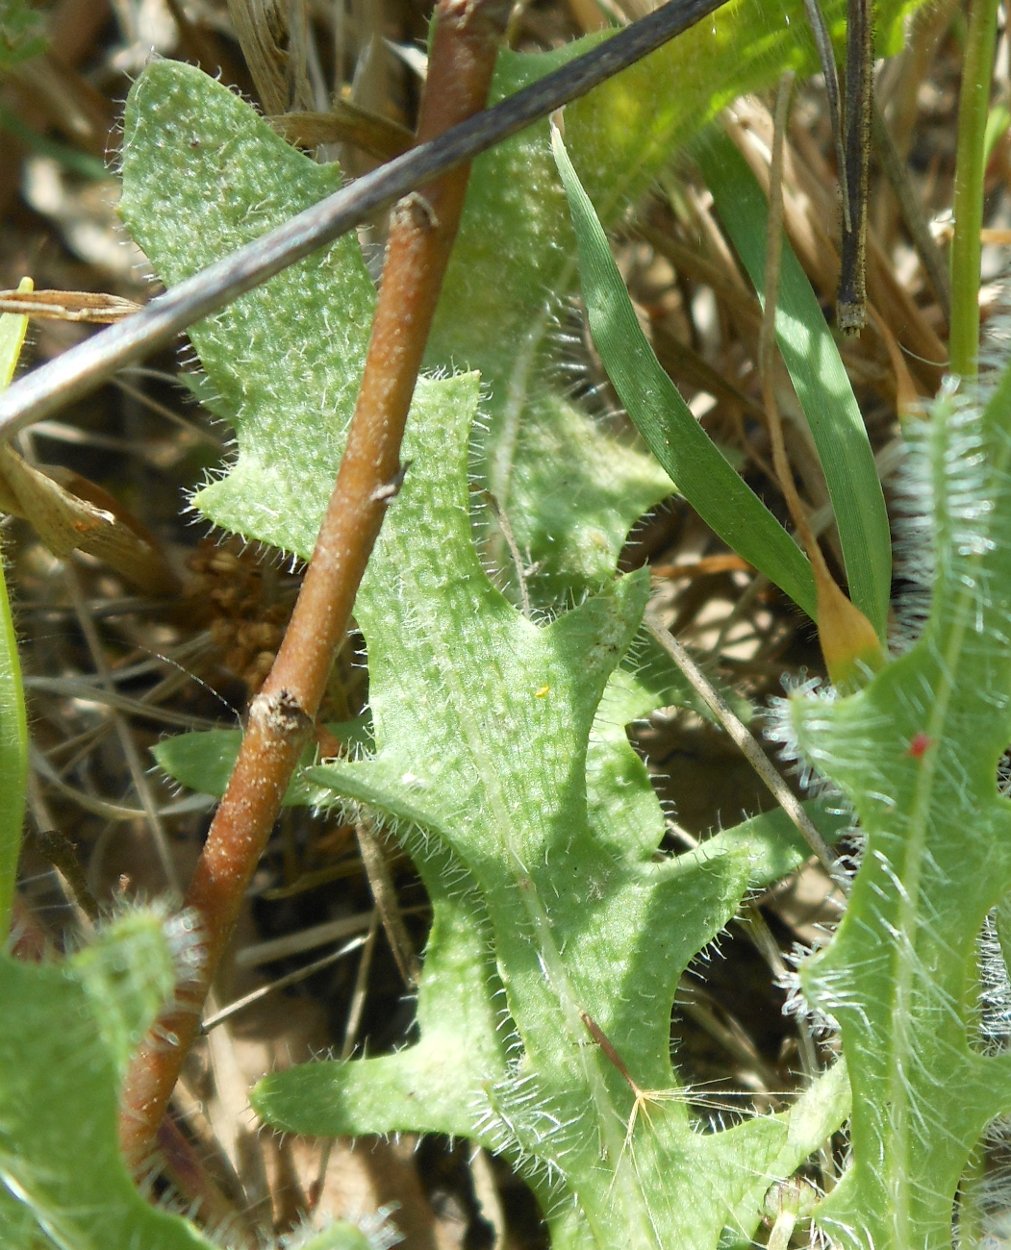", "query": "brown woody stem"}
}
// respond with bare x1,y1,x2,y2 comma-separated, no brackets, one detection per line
118,0,511,1174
